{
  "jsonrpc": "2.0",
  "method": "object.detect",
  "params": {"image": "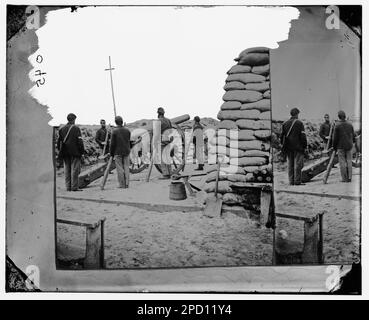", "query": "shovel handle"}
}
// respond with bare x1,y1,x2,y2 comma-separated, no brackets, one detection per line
214,157,222,198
